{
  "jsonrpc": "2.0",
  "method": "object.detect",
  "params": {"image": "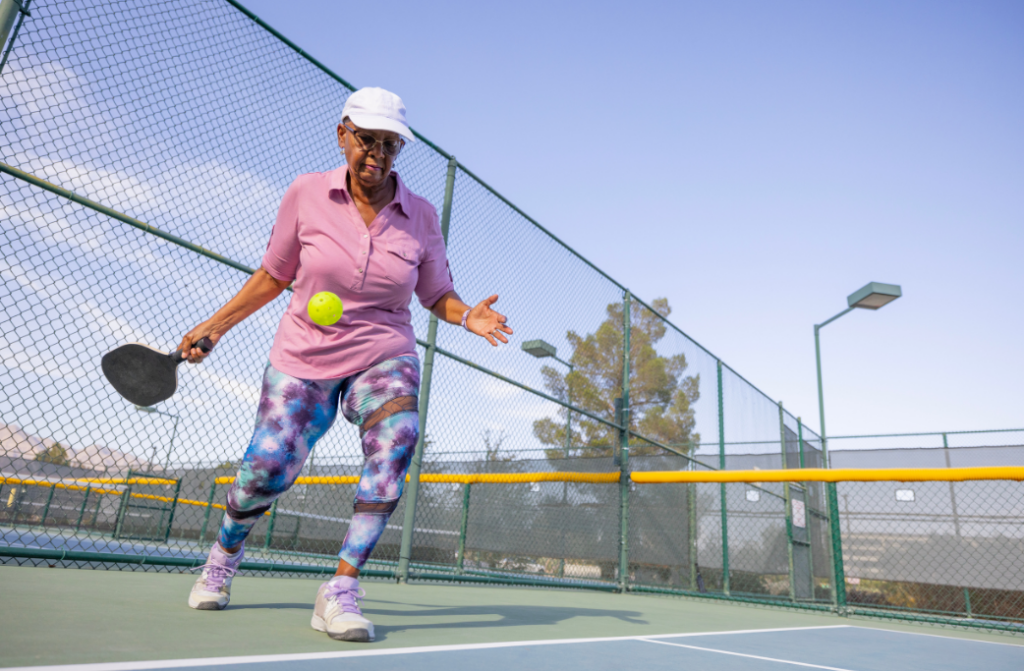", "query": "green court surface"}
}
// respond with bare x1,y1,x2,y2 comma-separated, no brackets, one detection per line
1,565,1020,669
